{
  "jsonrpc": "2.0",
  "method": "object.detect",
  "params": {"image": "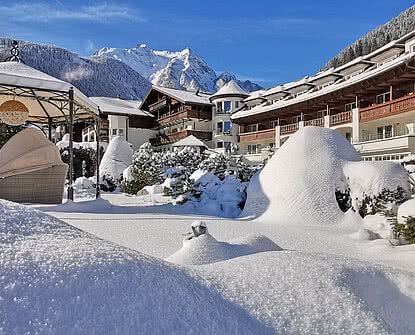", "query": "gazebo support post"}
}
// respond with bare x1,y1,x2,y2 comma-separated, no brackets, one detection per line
48,117,52,141
67,87,74,201
95,113,101,199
